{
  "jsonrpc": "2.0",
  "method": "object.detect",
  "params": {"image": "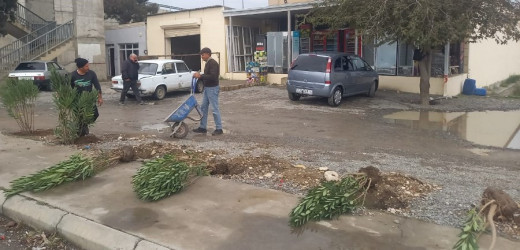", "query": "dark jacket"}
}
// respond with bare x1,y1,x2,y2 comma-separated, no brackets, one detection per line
200,58,219,87
121,59,139,81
